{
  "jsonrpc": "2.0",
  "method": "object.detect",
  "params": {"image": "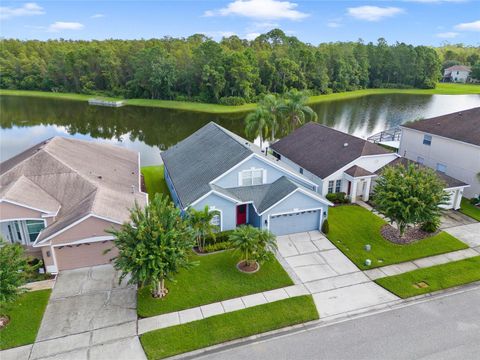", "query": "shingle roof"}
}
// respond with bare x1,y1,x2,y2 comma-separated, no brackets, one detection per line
444,65,471,73
0,137,147,243
376,158,469,189
344,165,374,178
270,122,391,179
161,122,253,207
401,107,480,146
